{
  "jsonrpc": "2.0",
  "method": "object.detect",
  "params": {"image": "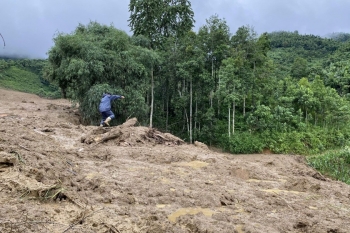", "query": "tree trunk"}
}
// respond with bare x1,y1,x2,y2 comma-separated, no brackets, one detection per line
190,79,193,144
232,101,235,135
150,68,154,128
252,61,256,108
195,97,198,141
166,97,169,132
228,107,231,138
184,108,189,136
61,88,67,99
243,95,246,116
305,109,308,123
218,73,220,115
